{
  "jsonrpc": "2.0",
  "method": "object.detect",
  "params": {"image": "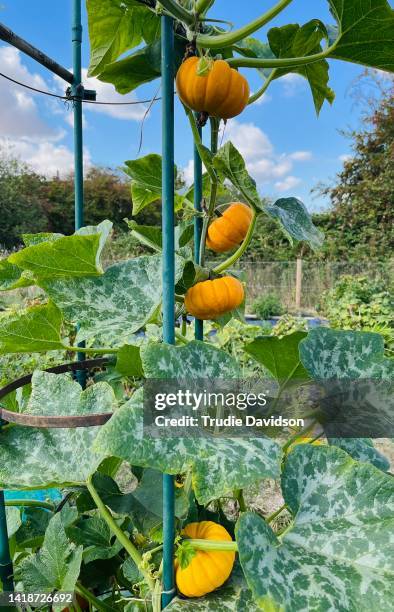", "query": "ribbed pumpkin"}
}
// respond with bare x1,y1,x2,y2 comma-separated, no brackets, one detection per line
207,202,253,253
176,57,250,119
176,521,236,598
184,276,244,320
